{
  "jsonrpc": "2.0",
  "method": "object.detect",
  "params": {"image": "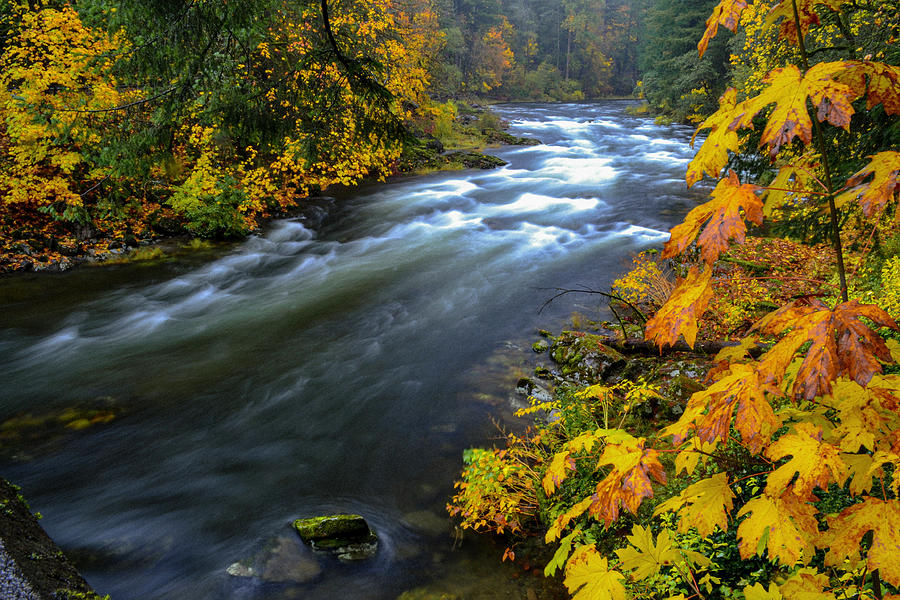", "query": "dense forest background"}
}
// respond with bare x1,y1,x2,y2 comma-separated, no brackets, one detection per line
0,0,736,271
1,0,897,272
